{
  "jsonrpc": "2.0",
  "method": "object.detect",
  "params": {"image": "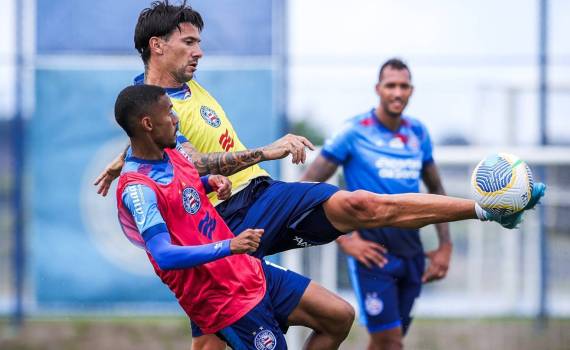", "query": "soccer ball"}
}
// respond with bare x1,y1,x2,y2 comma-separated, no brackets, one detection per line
471,153,534,216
